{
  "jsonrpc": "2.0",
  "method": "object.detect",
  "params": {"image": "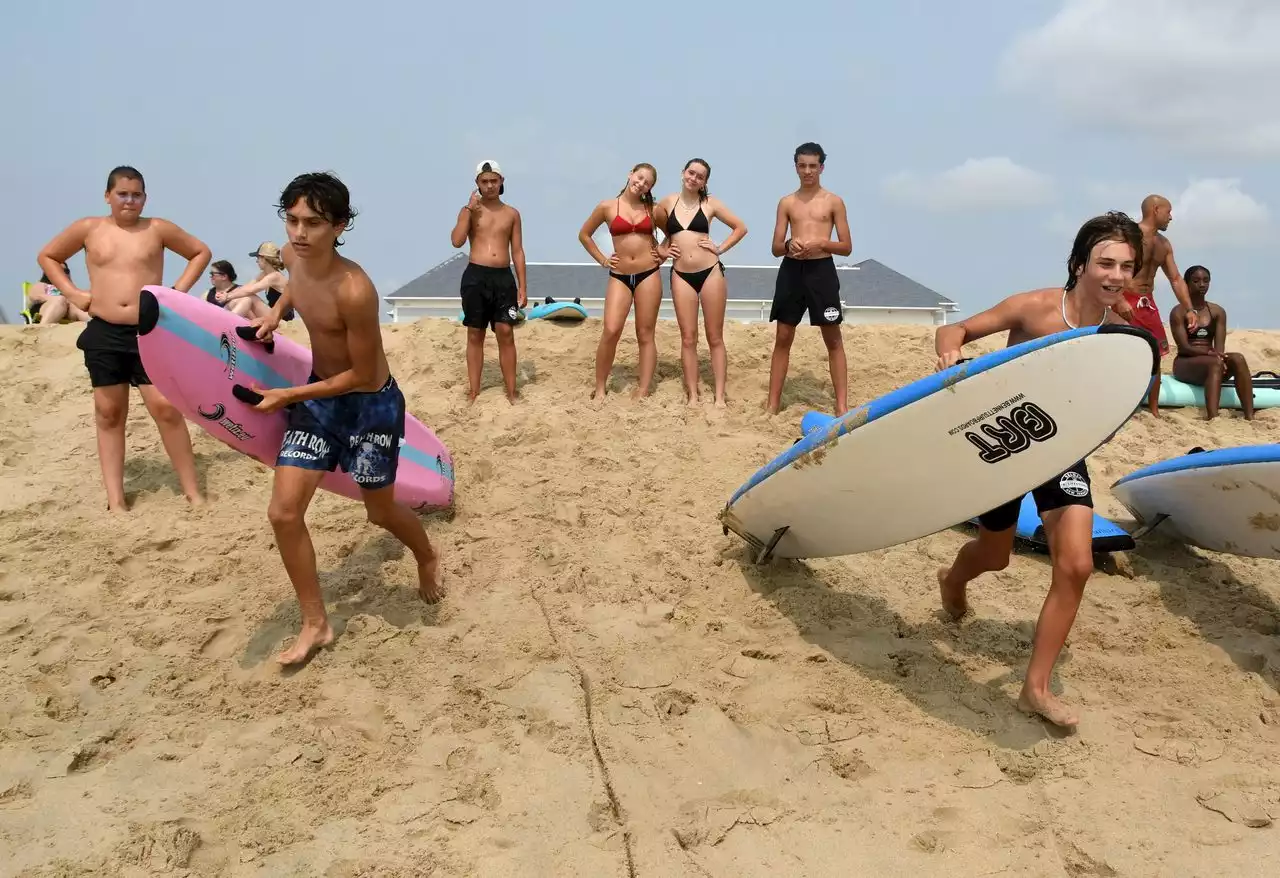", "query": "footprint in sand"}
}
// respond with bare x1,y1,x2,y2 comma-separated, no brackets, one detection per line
199,626,239,660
